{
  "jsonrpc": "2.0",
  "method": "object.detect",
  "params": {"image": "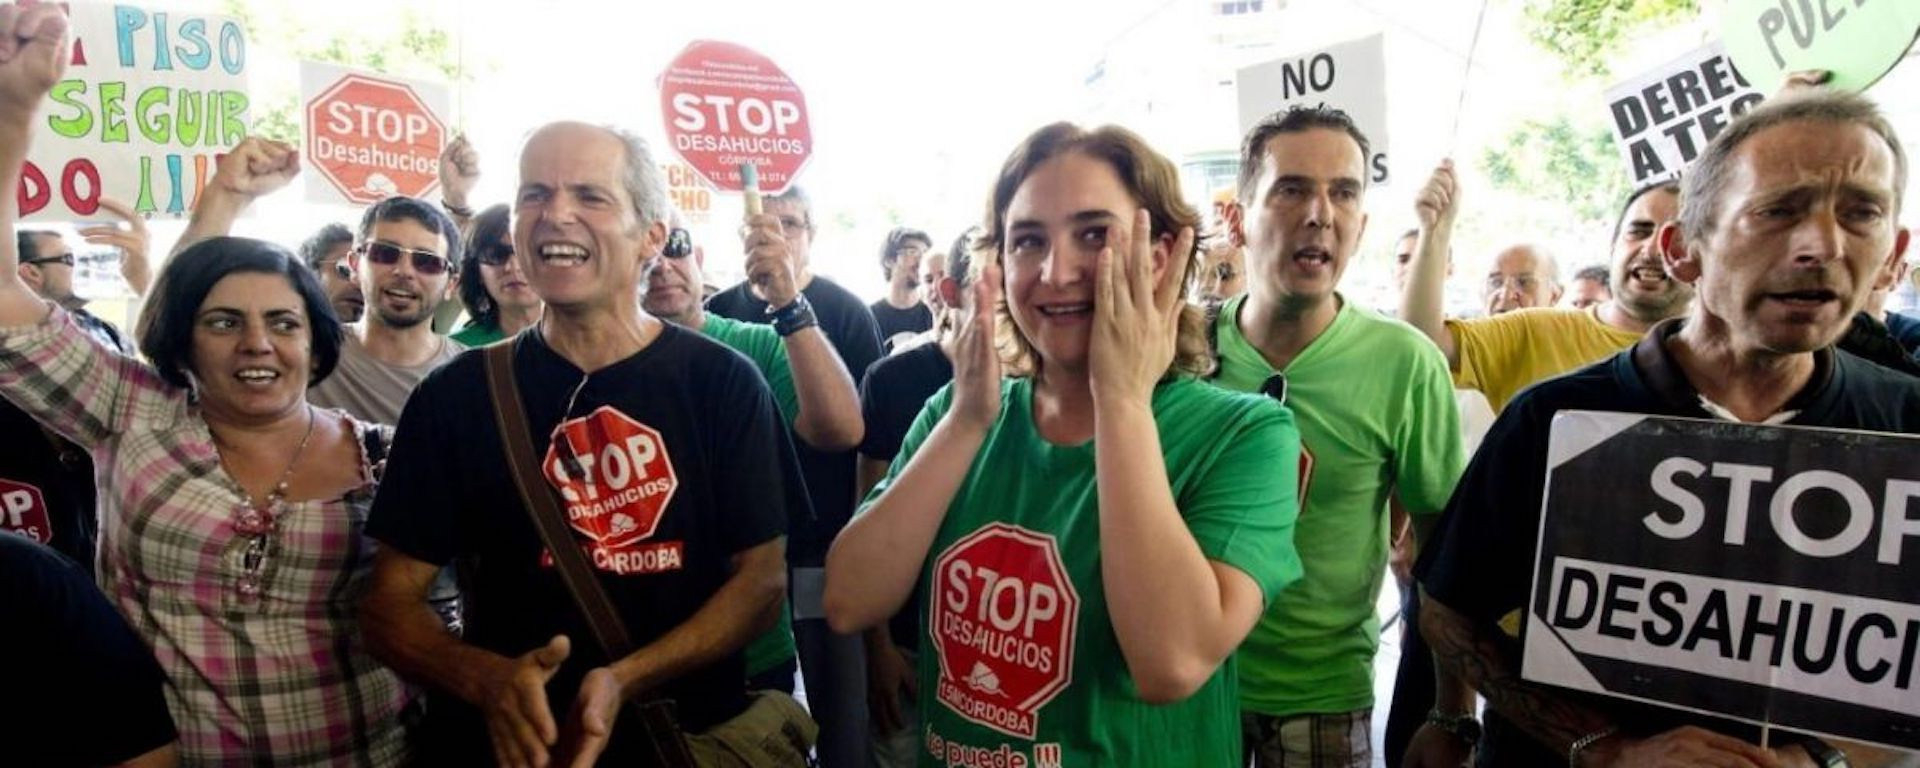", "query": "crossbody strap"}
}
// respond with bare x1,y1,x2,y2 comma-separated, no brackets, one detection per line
484,341,635,659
